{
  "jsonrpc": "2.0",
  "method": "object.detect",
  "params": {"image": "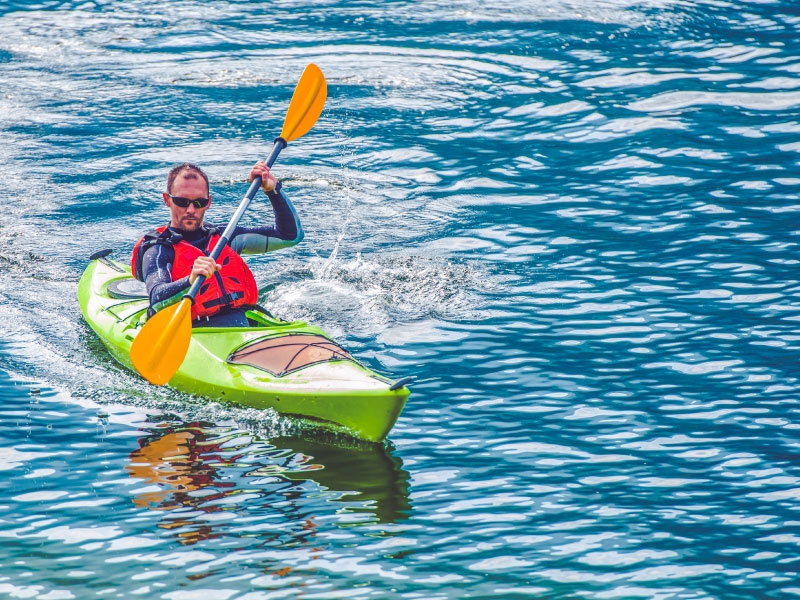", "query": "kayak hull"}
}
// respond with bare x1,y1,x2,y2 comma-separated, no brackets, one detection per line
78,258,409,442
